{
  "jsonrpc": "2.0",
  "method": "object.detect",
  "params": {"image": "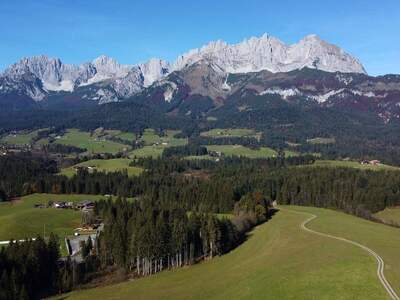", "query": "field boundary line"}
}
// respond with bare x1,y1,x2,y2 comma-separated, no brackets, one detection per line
282,207,400,300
